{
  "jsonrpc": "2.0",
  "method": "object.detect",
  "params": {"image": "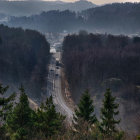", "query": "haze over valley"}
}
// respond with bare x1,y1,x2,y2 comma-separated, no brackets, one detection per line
1,2,139,36
0,1,140,140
